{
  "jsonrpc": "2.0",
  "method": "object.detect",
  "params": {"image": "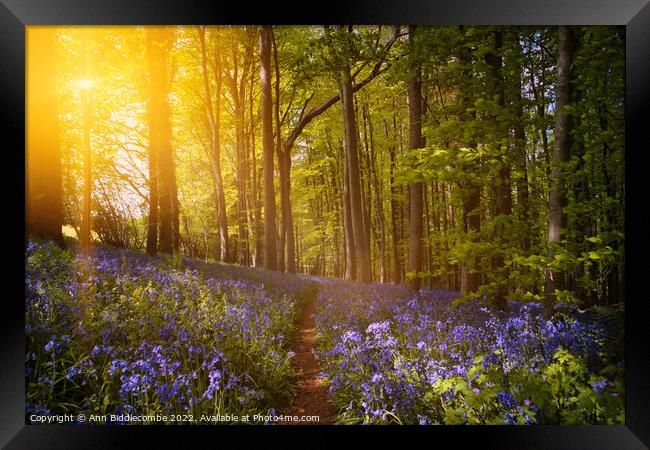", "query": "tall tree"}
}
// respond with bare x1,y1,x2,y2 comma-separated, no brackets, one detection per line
545,26,575,316
388,109,402,283
147,27,178,255
485,29,512,310
337,26,372,282
260,26,278,271
197,26,230,262
226,34,252,265
509,32,530,252
272,30,296,273
145,32,159,257
456,27,482,295
249,53,263,267
27,27,64,246
79,30,93,252
406,25,424,291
